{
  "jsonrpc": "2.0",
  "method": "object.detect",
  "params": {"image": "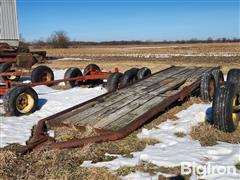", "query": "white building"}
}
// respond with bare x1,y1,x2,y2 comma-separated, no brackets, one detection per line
0,0,19,47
